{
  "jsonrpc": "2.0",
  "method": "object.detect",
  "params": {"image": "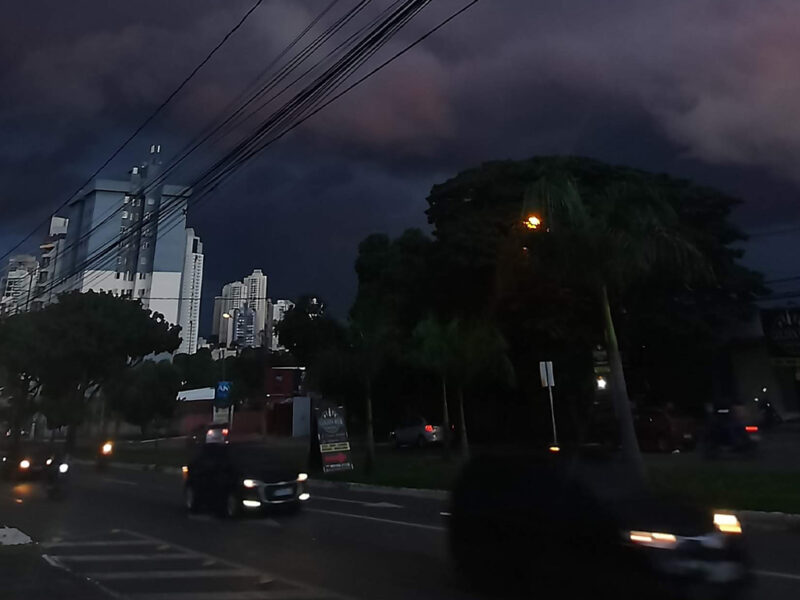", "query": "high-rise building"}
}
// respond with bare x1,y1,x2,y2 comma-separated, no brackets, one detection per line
36,145,204,351
232,304,257,348
0,255,38,317
212,269,268,348
31,217,69,310
267,299,295,351
243,269,268,345
177,228,204,355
